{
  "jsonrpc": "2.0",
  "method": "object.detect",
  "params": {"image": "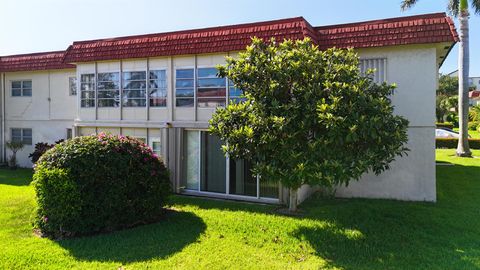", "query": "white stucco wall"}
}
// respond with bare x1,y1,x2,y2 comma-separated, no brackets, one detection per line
3,70,76,167
6,120,74,167
335,44,438,202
